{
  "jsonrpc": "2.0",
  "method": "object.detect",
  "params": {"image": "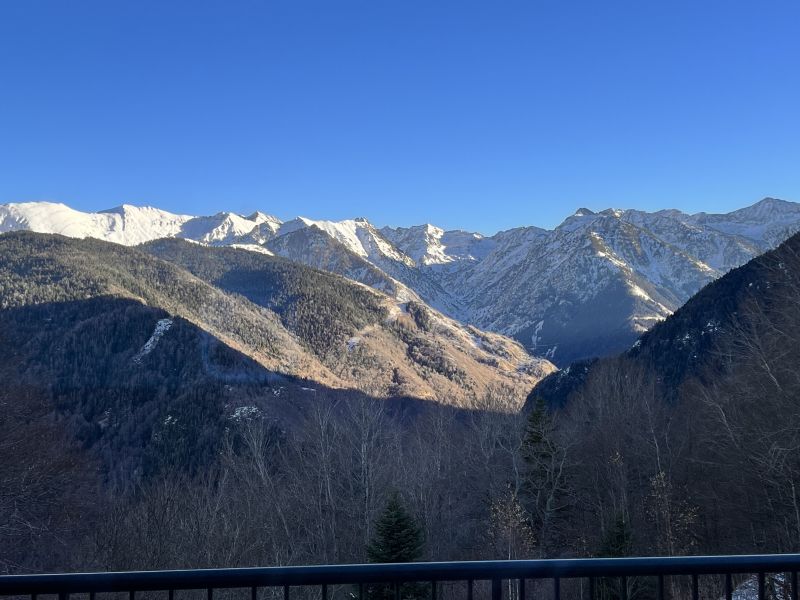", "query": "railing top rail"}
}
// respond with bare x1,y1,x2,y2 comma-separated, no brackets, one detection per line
2,555,800,595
